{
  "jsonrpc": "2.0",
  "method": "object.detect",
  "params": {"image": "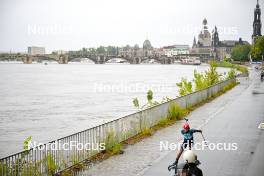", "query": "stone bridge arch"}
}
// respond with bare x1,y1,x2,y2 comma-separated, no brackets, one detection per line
159,56,174,64
22,55,33,64
141,57,163,64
